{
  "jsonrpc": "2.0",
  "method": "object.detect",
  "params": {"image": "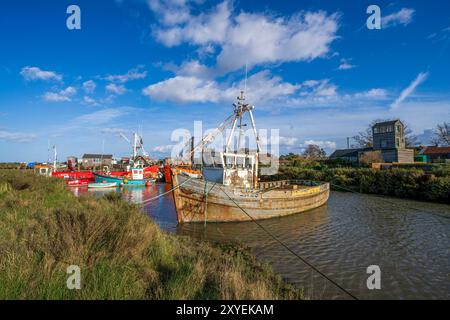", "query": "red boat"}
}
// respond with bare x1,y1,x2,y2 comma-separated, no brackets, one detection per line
52,165,159,187
52,171,94,186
